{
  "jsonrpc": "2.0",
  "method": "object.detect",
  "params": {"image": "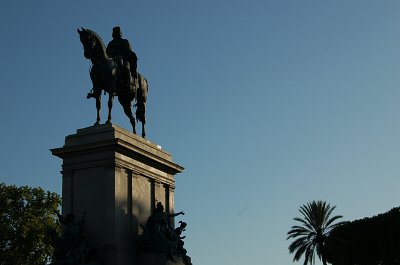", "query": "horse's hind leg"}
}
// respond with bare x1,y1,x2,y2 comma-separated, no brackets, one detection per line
130,110,137,135
136,103,146,138
119,96,136,134
142,122,146,138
